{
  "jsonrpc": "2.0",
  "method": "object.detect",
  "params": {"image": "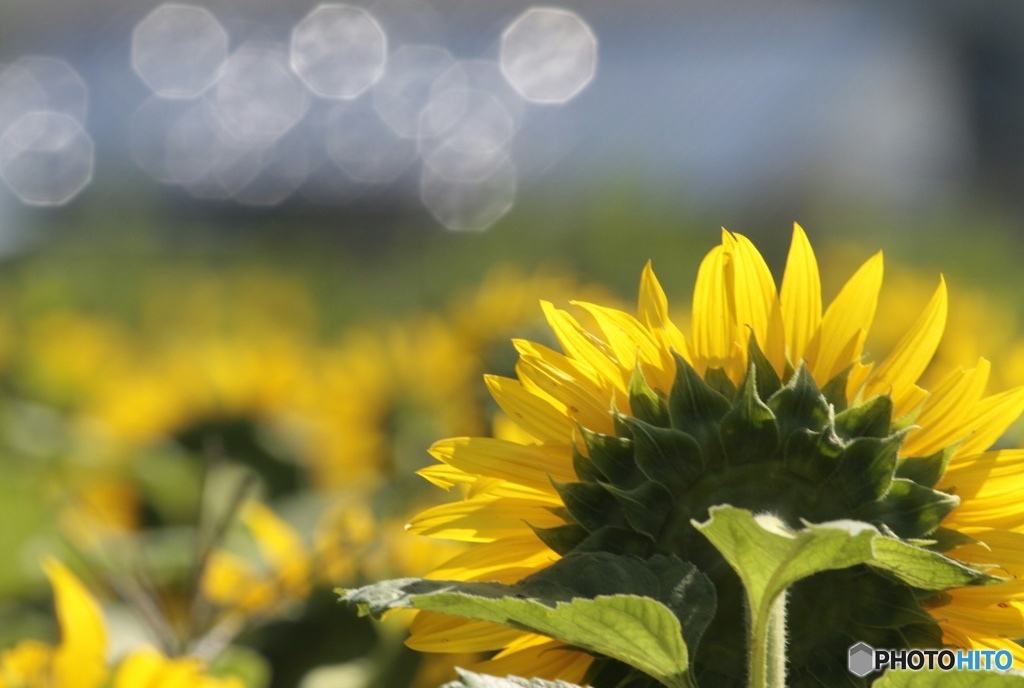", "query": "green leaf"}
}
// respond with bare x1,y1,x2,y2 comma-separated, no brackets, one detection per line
874,670,1024,687
720,364,780,464
341,553,716,688
528,522,588,556
869,536,998,590
692,507,878,621
441,669,585,688
693,506,997,606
